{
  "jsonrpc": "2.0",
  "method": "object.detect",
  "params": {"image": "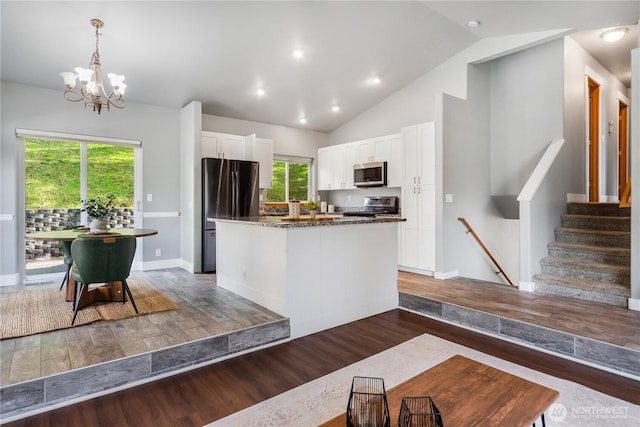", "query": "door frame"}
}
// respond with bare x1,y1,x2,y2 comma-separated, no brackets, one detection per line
585,67,603,203
617,92,630,202
16,129,143,283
